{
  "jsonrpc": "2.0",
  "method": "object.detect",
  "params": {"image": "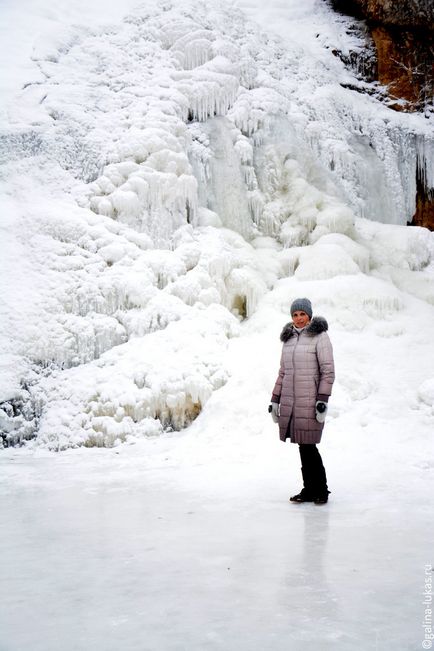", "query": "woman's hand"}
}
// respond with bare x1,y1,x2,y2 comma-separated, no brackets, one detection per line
269,402,280,423
315,400,328,423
